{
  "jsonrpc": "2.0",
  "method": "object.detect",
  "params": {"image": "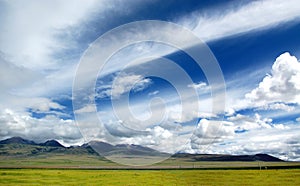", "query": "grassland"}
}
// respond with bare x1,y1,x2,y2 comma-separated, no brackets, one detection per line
0,169,300,185
1,141,300,185
1,154,300,169
1,155,300,185
0,154,116,168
